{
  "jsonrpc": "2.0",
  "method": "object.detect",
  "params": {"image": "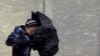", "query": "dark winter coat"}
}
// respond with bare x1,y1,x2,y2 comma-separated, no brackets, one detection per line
6,11,59,56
